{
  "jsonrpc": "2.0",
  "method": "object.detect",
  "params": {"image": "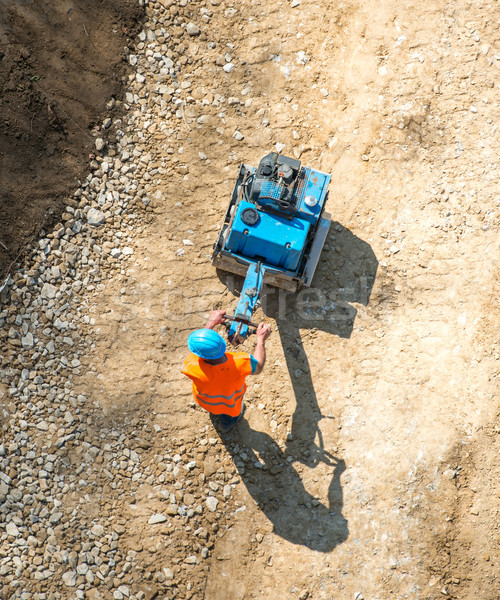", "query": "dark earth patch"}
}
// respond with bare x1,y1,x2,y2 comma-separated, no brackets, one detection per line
0,0,145,282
